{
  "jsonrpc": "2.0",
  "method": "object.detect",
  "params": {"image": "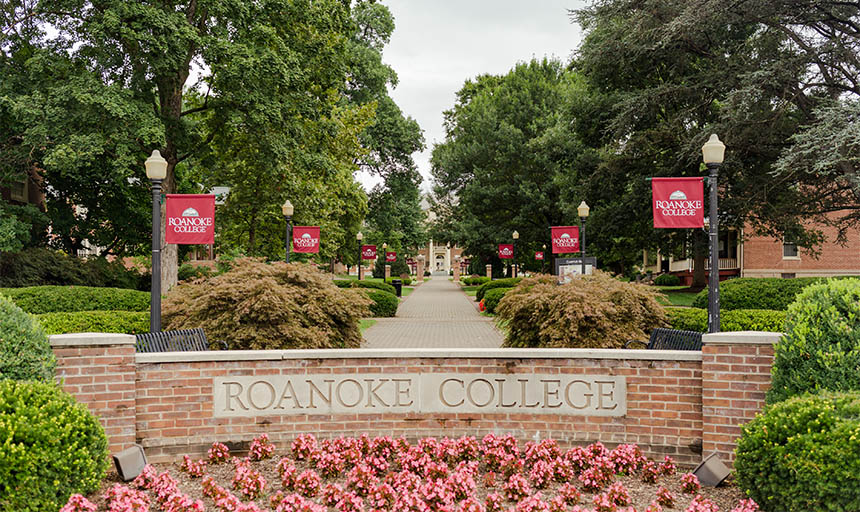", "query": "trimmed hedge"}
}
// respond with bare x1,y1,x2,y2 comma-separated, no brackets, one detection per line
0,286,150,314
483,287,512,314
690,277,853,310
0,295,55,382
767,278,860,404
666,307,786,333
362,289,399,317
735,391,860,511
476,277,523,301
36,311,150,335
0,247,148,290
462,276,491,286
654,274,680,286
385,276,412,286
333,280,397,295
0,380,109,511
